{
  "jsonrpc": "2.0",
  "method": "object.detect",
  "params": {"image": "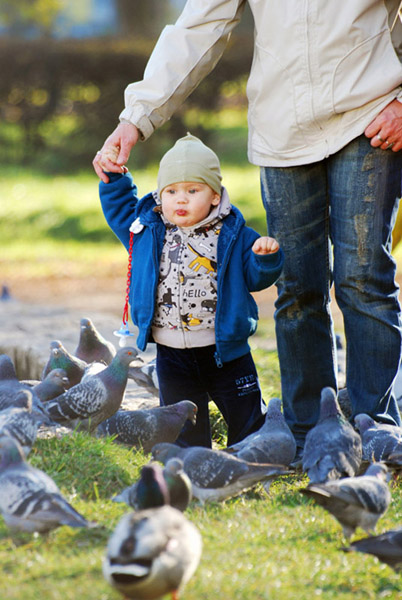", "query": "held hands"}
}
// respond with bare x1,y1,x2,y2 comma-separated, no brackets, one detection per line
93,122,139,182
365,98,402,152
252,236,280,255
